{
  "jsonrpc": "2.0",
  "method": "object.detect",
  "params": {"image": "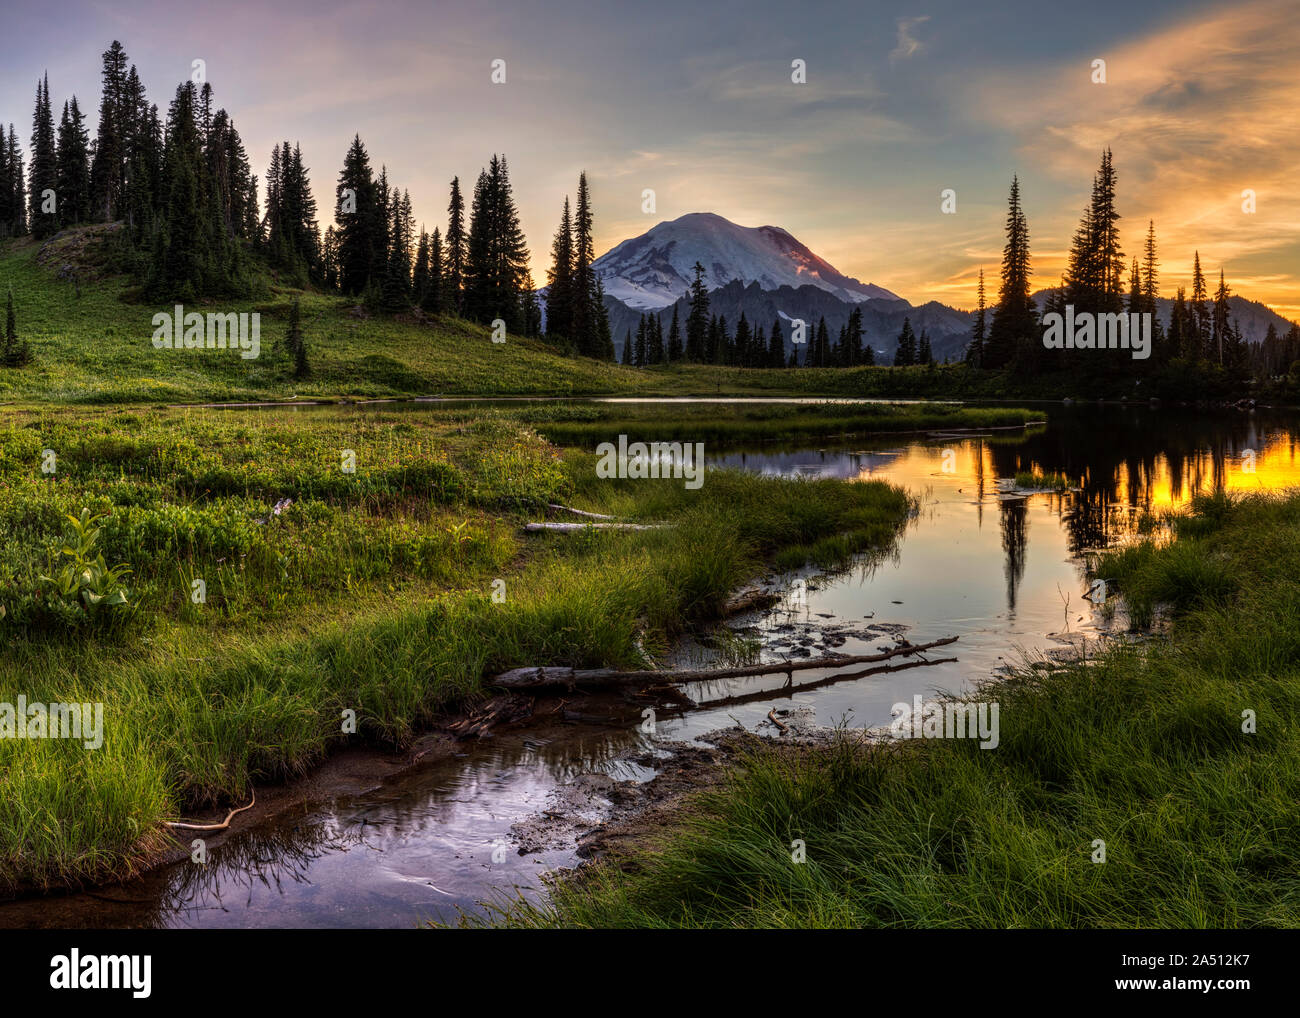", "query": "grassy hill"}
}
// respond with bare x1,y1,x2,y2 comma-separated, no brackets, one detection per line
3,228,1274,407
0,228,652,404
